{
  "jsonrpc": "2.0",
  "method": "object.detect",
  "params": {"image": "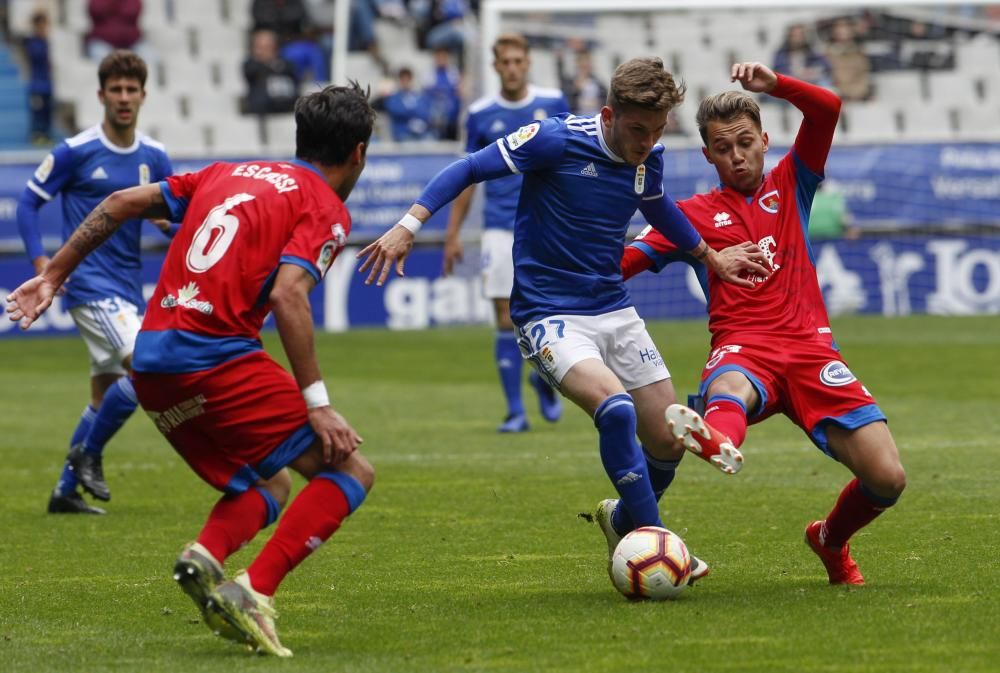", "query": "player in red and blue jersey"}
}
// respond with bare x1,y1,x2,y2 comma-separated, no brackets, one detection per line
7,83,377,656
442,33,569,433
621,62,907,585
17,51,174,514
